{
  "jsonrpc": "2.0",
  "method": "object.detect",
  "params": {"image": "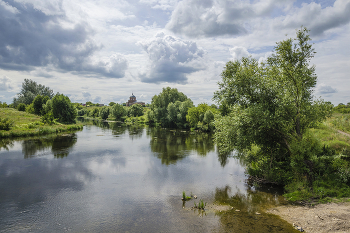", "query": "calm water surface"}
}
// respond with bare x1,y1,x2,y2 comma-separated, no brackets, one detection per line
0,122,298,232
